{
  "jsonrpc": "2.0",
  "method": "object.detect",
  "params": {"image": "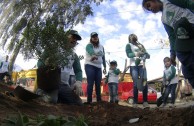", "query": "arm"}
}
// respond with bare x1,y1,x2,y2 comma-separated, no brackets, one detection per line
0,62,3,69
141,44,150,59
105,73,109,84
168,0,194,11
163,72,166,84
125,44,136,58
163,23,176,57
73,54,82,82
86,44,95,56
167,66,176,81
